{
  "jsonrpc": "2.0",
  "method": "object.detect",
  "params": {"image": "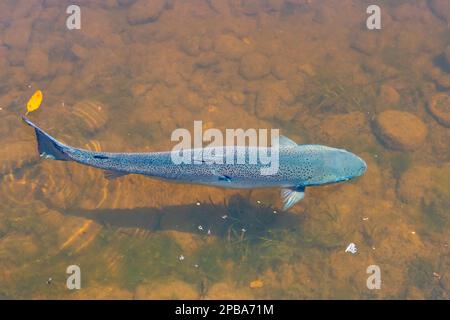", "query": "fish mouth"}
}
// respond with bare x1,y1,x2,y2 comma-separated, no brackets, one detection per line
355,155,368,177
